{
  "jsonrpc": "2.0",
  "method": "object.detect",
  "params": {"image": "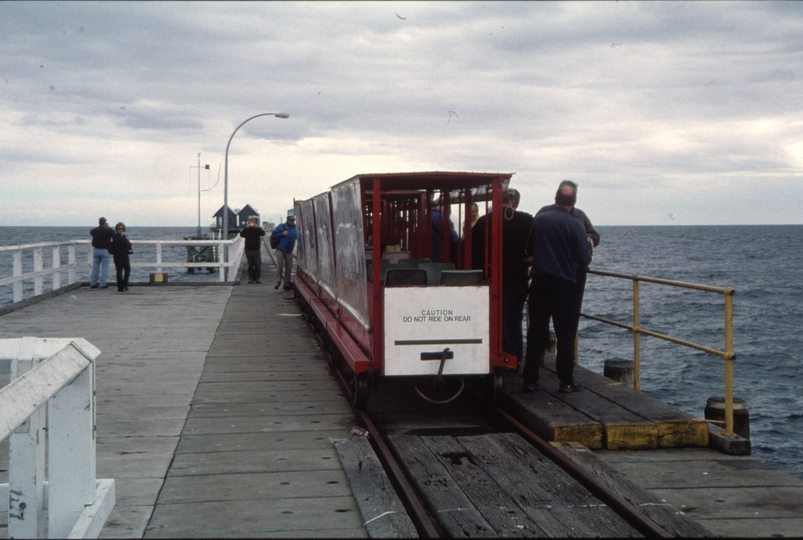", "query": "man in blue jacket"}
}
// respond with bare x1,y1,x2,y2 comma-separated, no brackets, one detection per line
523,184,592,393
271,214,297,290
